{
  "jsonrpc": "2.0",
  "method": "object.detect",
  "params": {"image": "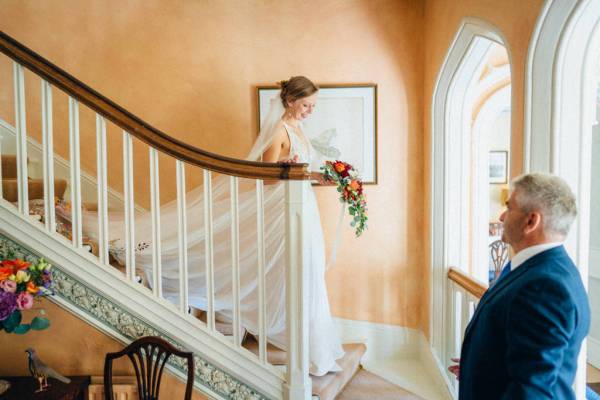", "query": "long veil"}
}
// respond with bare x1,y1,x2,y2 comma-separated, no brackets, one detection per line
76,92,295,342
